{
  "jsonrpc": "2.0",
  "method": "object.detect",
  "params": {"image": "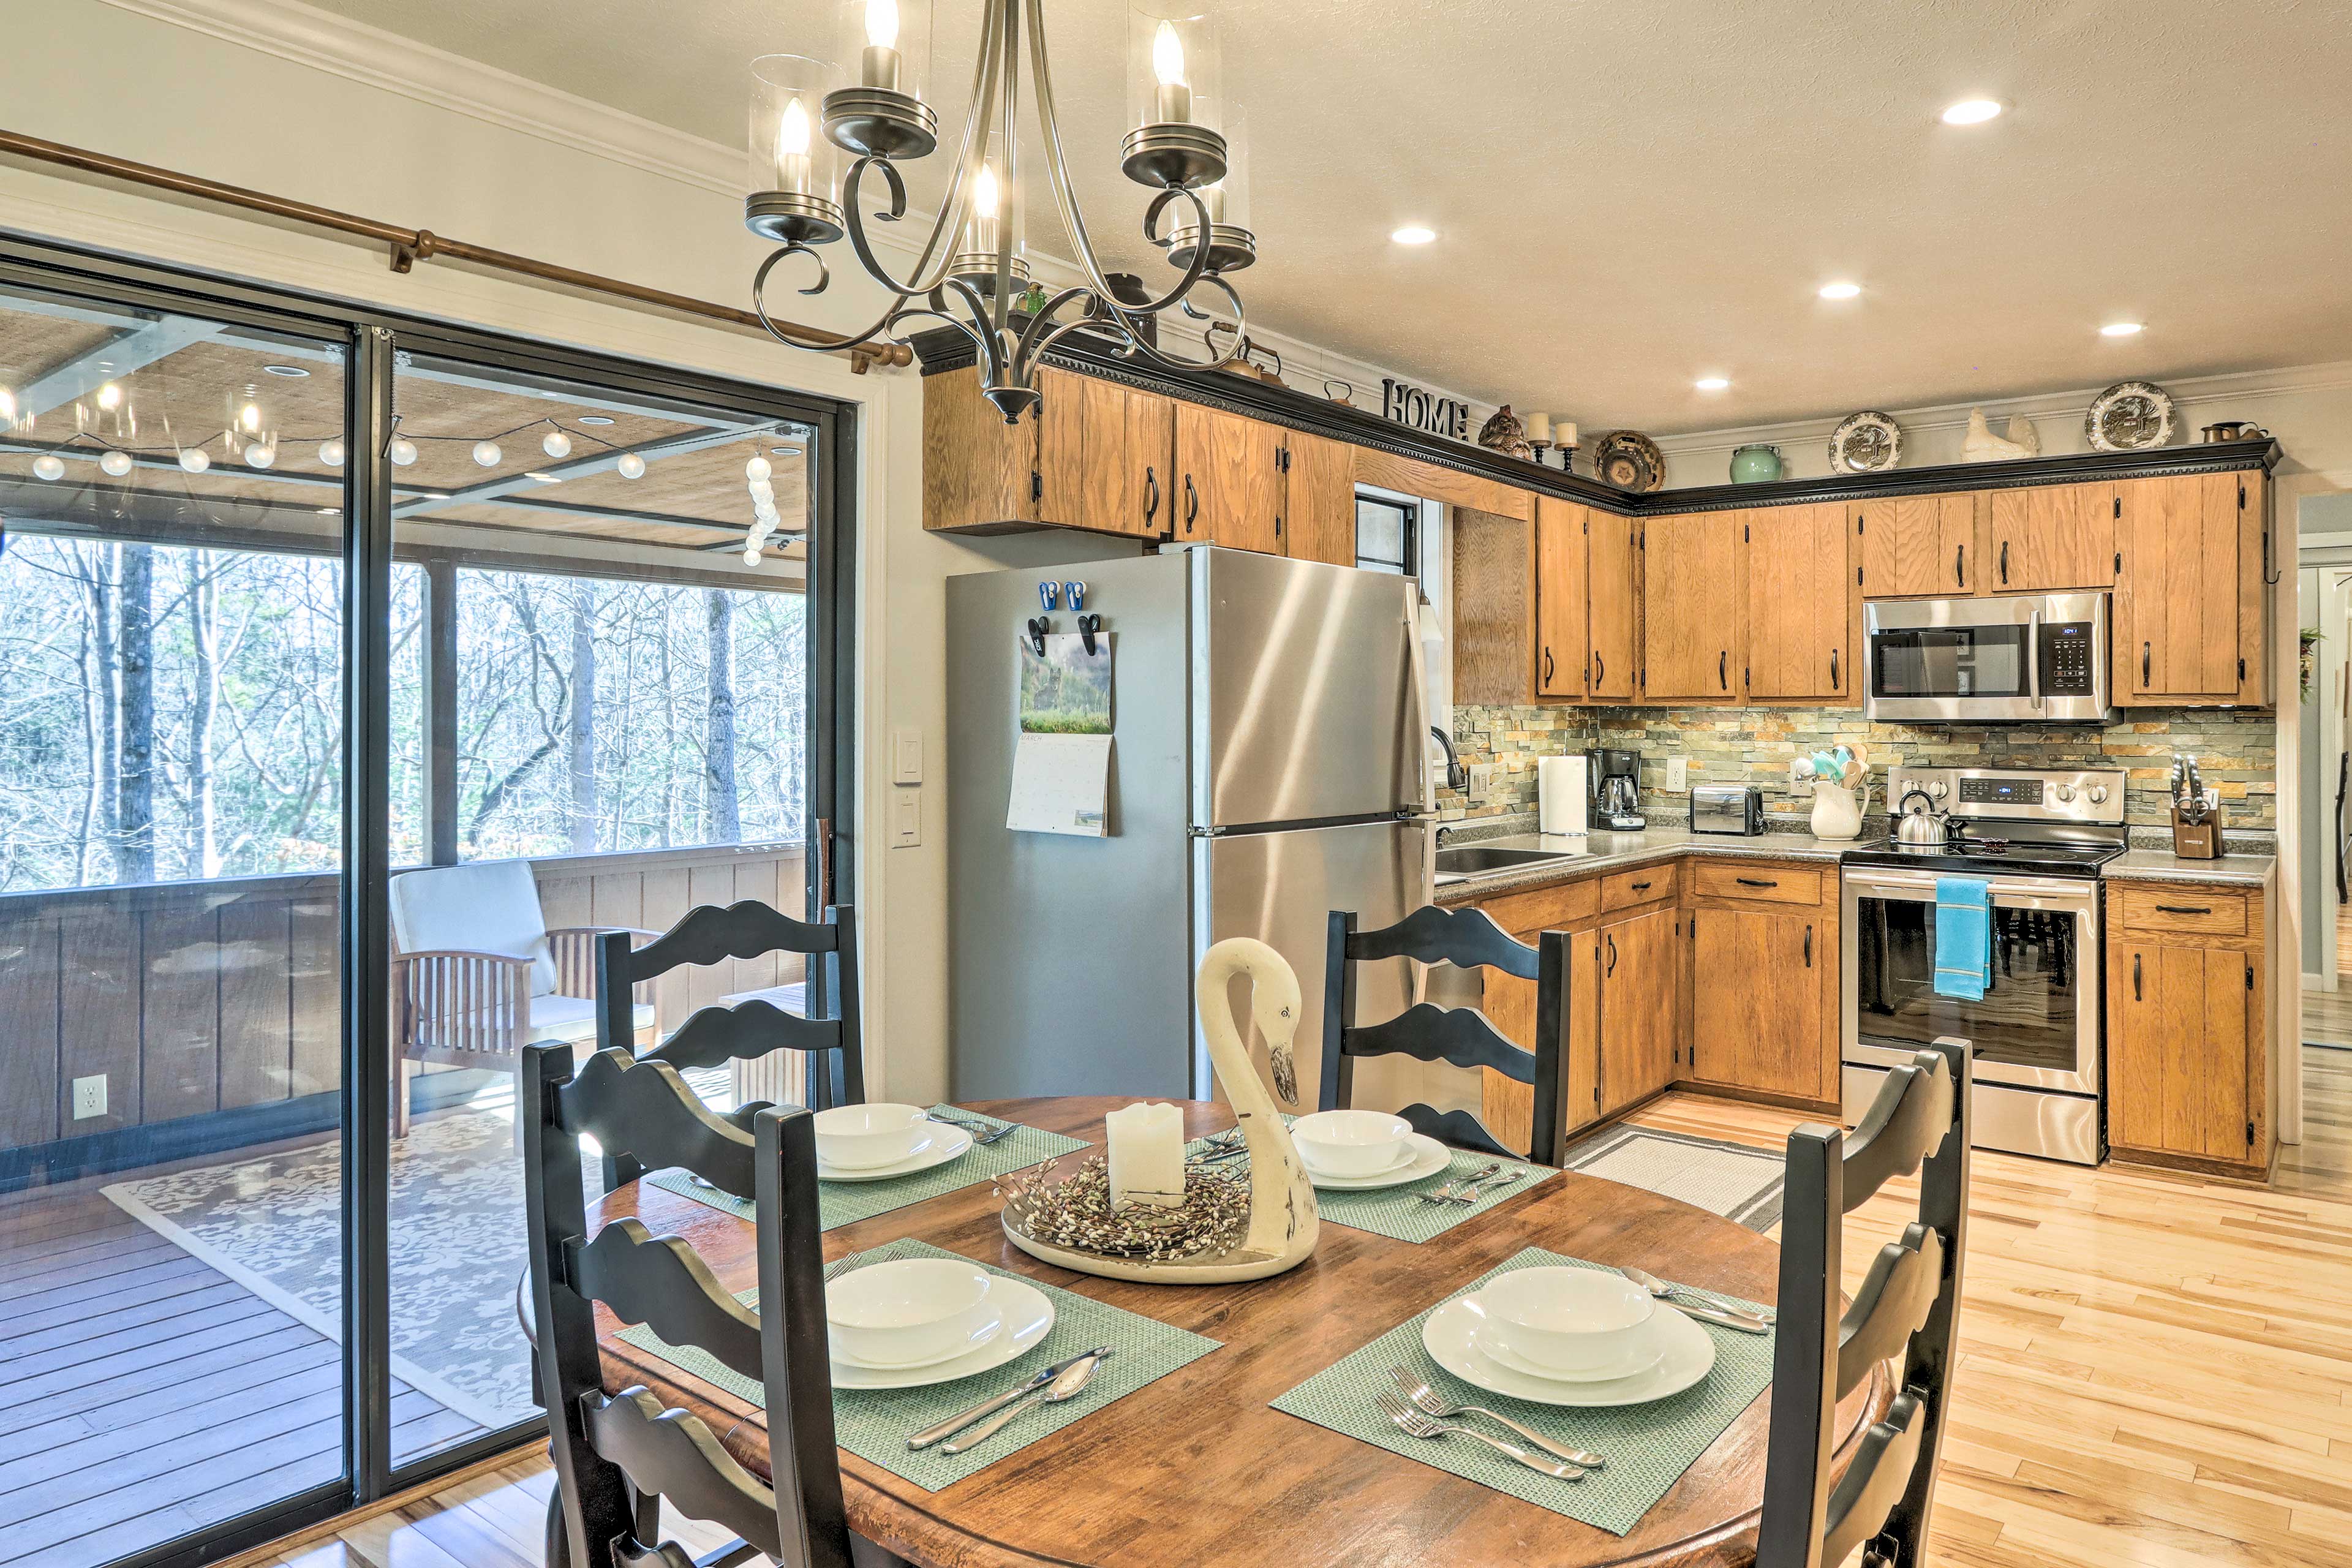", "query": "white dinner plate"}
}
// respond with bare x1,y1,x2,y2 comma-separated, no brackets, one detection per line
818,1121,974,1182
1420,1293,1717,1406
829,1275,1056,1389
1306,1133,1452,1191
